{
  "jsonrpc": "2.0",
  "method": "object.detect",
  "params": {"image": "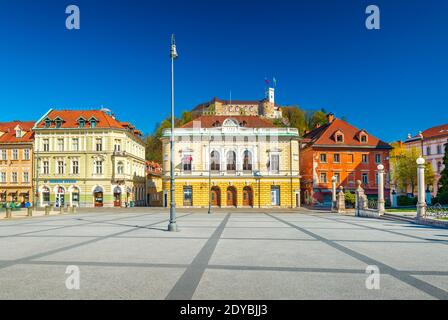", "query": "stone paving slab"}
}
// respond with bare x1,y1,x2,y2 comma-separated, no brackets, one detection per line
0,209,447,300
